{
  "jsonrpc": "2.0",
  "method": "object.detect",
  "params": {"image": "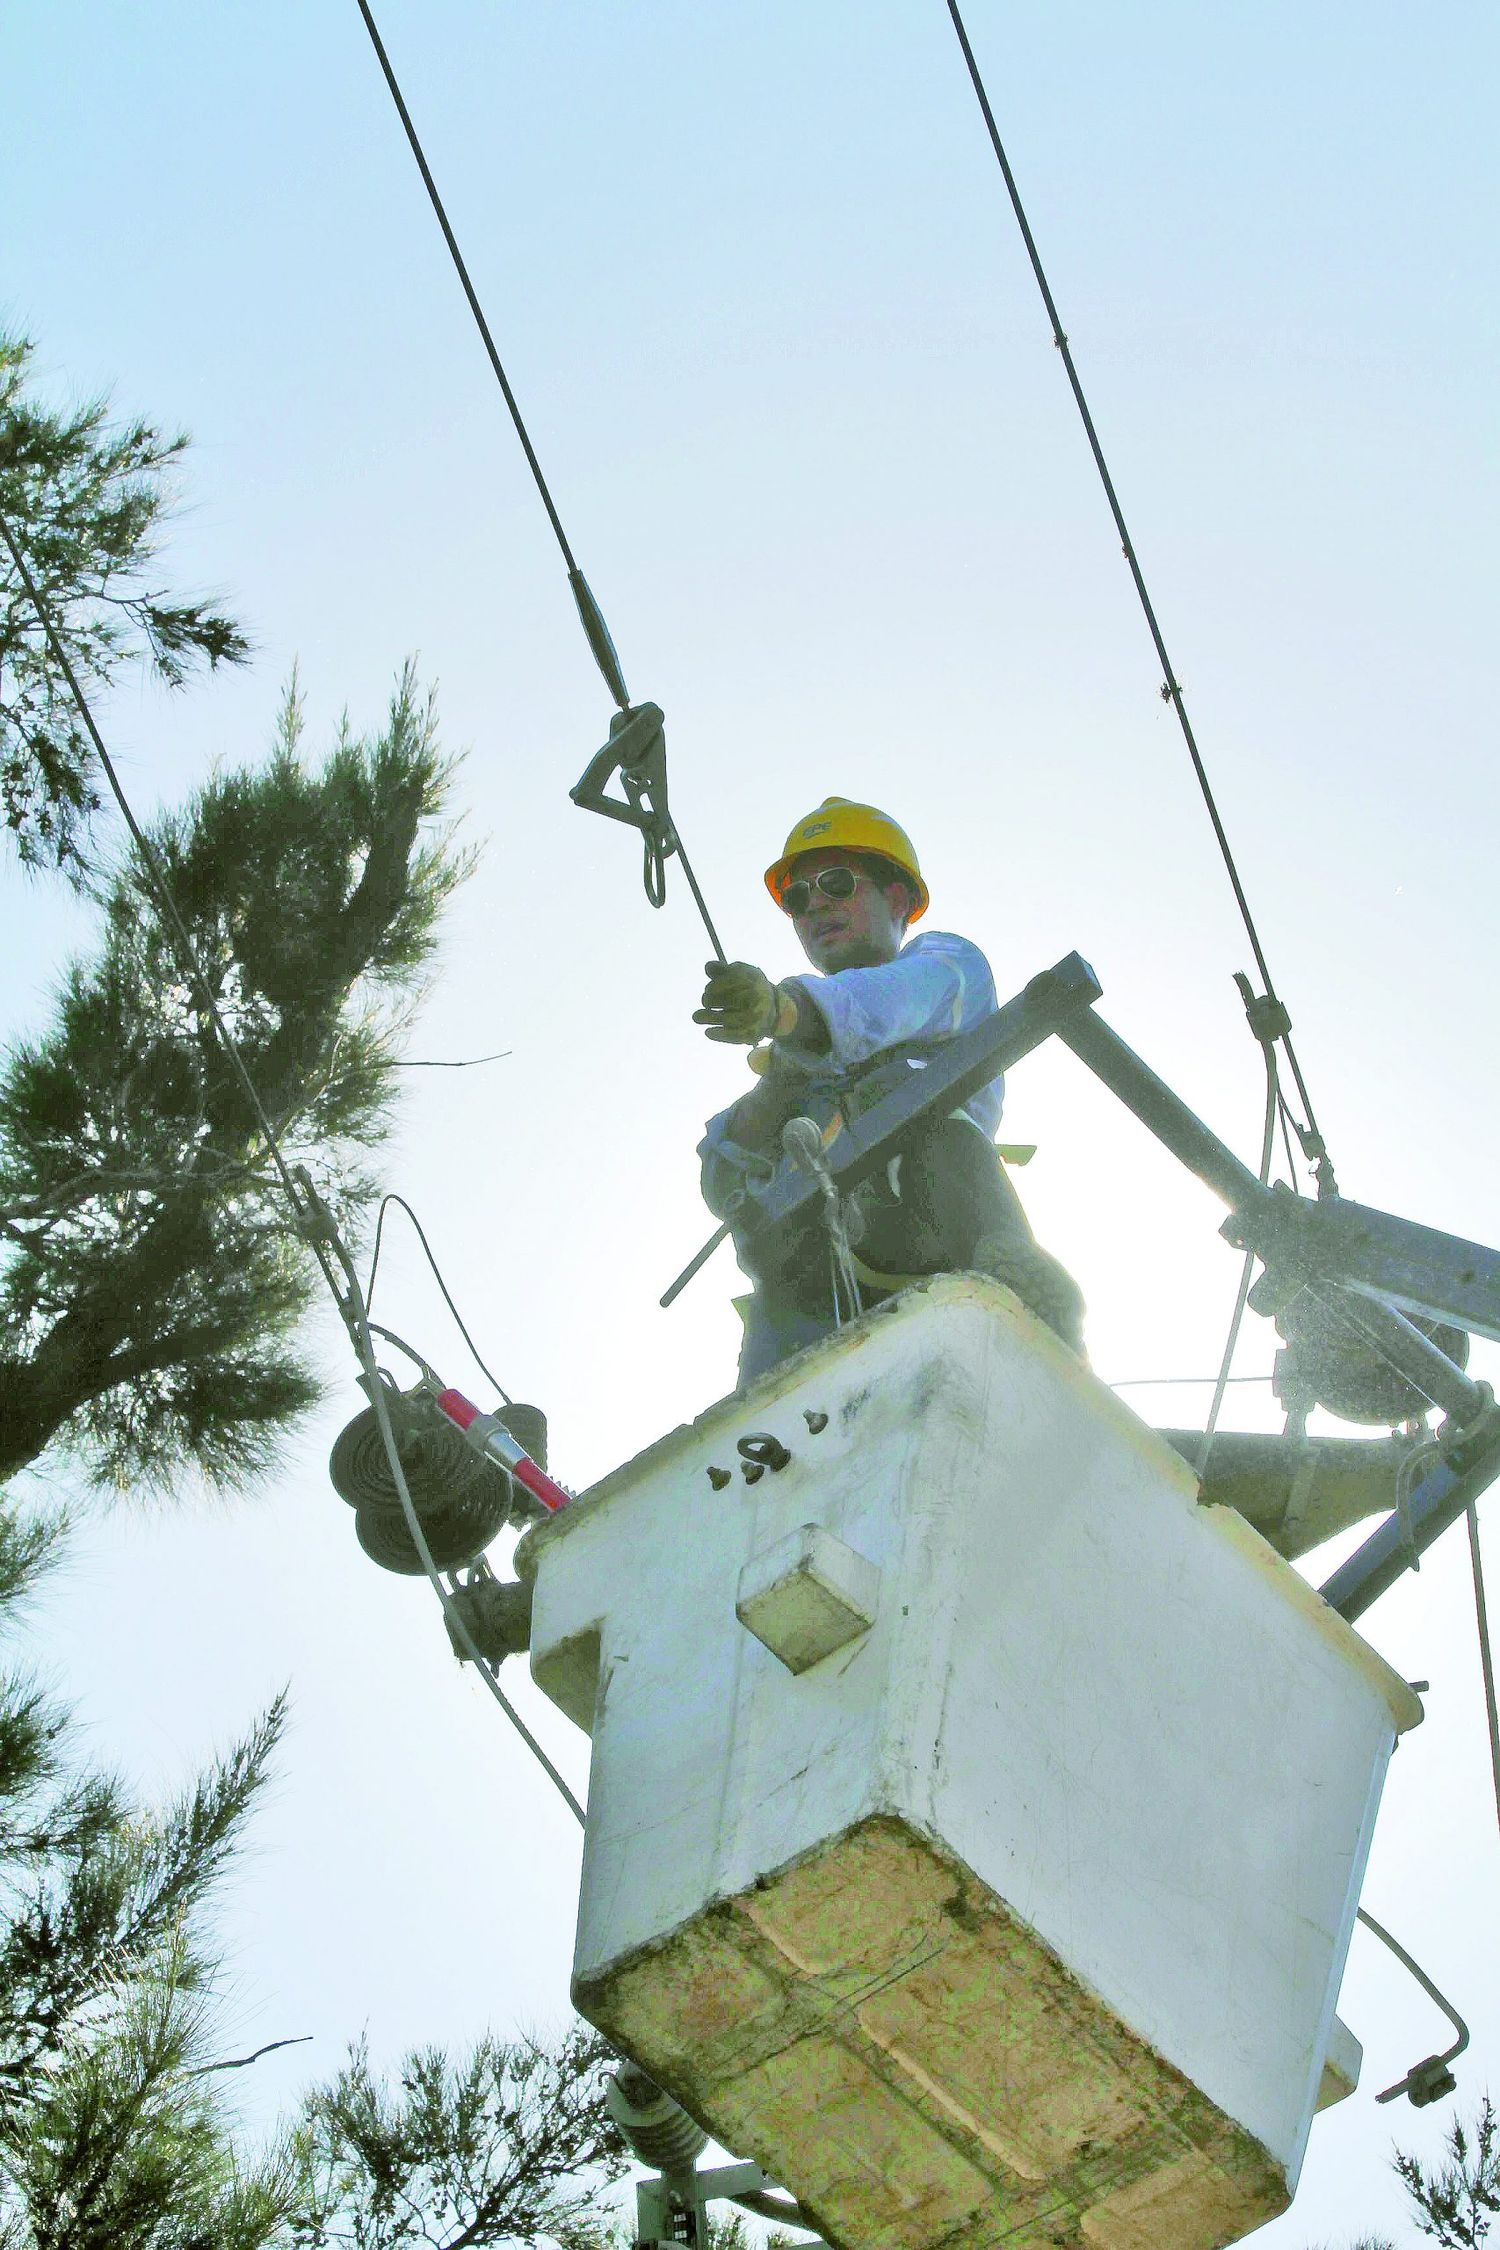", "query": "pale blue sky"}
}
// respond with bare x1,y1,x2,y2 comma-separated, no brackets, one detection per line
3,3,1498,2242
